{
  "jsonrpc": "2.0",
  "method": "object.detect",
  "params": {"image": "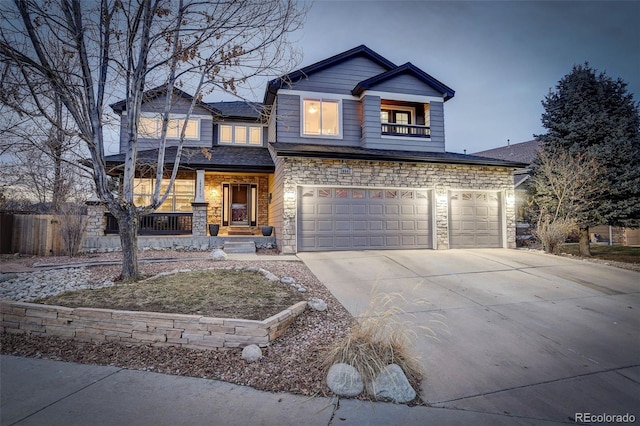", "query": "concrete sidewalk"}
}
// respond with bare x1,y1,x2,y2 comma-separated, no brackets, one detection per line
1,355,561,426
